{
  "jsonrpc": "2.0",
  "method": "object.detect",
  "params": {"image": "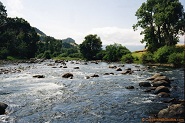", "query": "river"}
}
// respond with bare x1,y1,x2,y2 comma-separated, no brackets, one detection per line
0,60,184,123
